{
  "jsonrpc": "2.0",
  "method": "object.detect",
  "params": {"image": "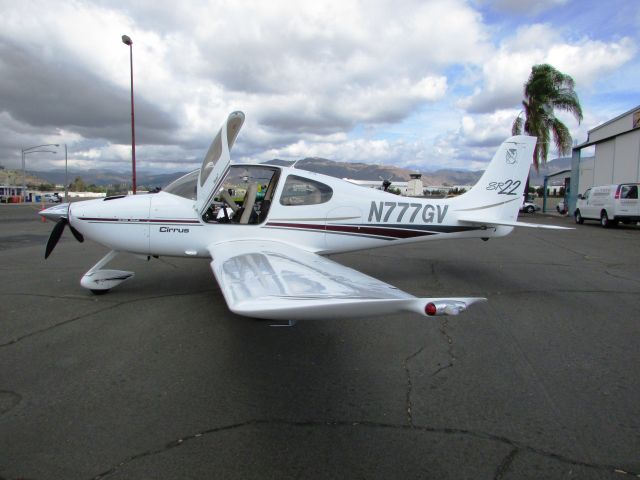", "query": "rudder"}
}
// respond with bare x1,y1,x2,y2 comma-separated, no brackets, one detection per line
454,135,536,223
